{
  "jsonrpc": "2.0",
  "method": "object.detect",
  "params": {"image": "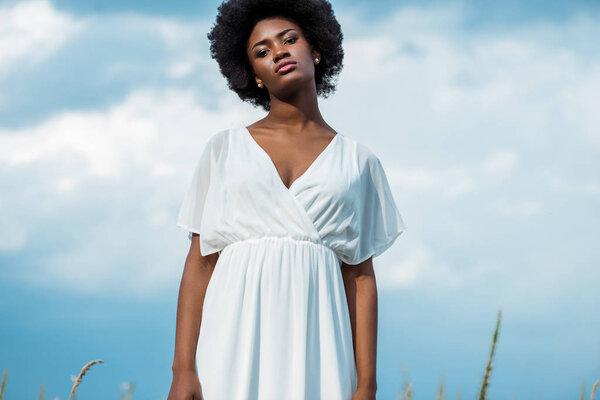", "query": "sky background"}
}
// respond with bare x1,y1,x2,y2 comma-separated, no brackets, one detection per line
1,0,599,399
